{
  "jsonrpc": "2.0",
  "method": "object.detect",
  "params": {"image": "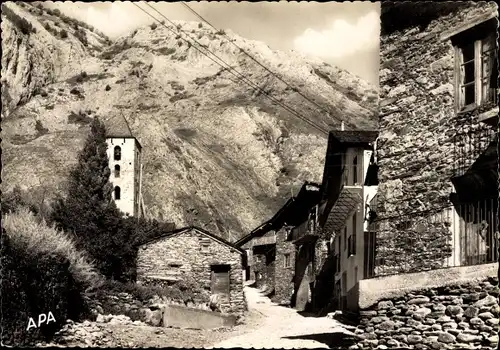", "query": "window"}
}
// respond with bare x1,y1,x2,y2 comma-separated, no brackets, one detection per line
454,19,498,110
352,155,358,185
114,186,121,200
352,212,357,255
284,253,291,268
114,146,121,161
347,236,352,256
200,238,211,253
344,227,347,251
114,164,120,178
